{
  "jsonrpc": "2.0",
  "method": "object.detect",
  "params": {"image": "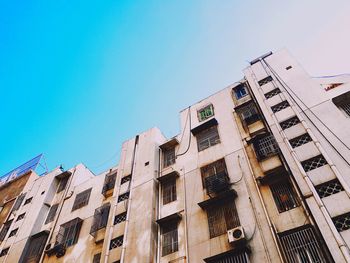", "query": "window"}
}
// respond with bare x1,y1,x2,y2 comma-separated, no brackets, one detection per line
114,212,127,225
270,180,300,213
339,103,350,116
93,253,101,263
121,175,131,184
206,202,240,238
258,76,273,86
289,133,312,148
271,101,290,113
0,220,12,241
196,126,220,151
9,228,18,237
118,192,129,203
204,251,250,263
301,155,327,172
265,88,281,99
16,213,25,222
57,175,69,193
237,103,260,125
72,188,92,211
45,204,59,224
163,148,175,168
110,235,123,250
102,172,117,195
233,84,248,99
24,197,33,205
333,212,350,232
332,91,350,117
0,247,9,257
316,179,344,198
198,104,214,122
56,218,83,247
279,226,327,263
20,231,49,262
90,203,110,234
253,135,279,159
201,159,229,194
280,116,300,130
12,193,26,212
162,179,177,205
161,221,178,256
